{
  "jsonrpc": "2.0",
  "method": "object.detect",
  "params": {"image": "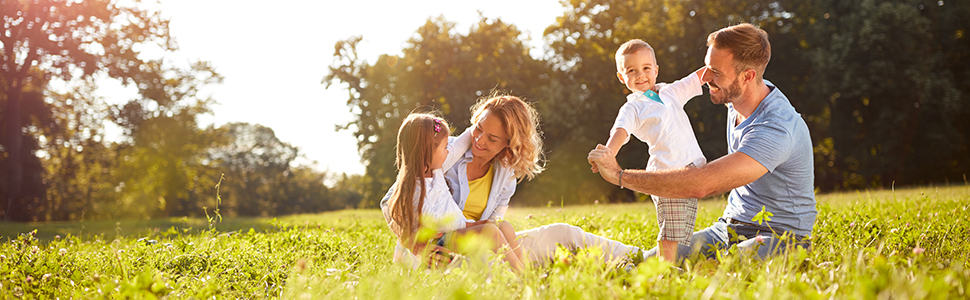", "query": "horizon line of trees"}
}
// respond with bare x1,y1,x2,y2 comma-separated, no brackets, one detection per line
3,0,968,222
326,0,970,207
